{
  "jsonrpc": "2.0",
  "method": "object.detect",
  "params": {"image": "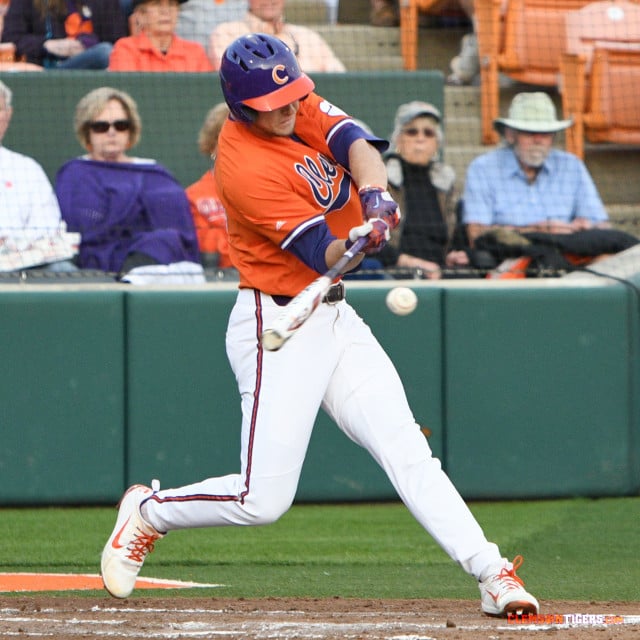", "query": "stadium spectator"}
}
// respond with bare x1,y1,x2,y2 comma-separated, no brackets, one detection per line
55,87,205,284
463,92,610,247
208,0,346,72
0,80,78,272
460,93,640,275
370,0,398,27
108,0,214,72
175,0,246,51
185,102,235,272
1,0,127,69
378,100,470,279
